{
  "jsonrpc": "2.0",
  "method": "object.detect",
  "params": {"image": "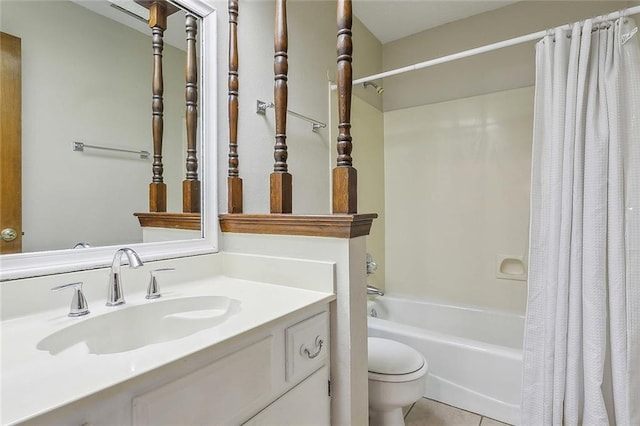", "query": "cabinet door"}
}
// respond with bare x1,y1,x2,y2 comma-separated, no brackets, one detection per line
244,366,330,426
133,337,273,425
